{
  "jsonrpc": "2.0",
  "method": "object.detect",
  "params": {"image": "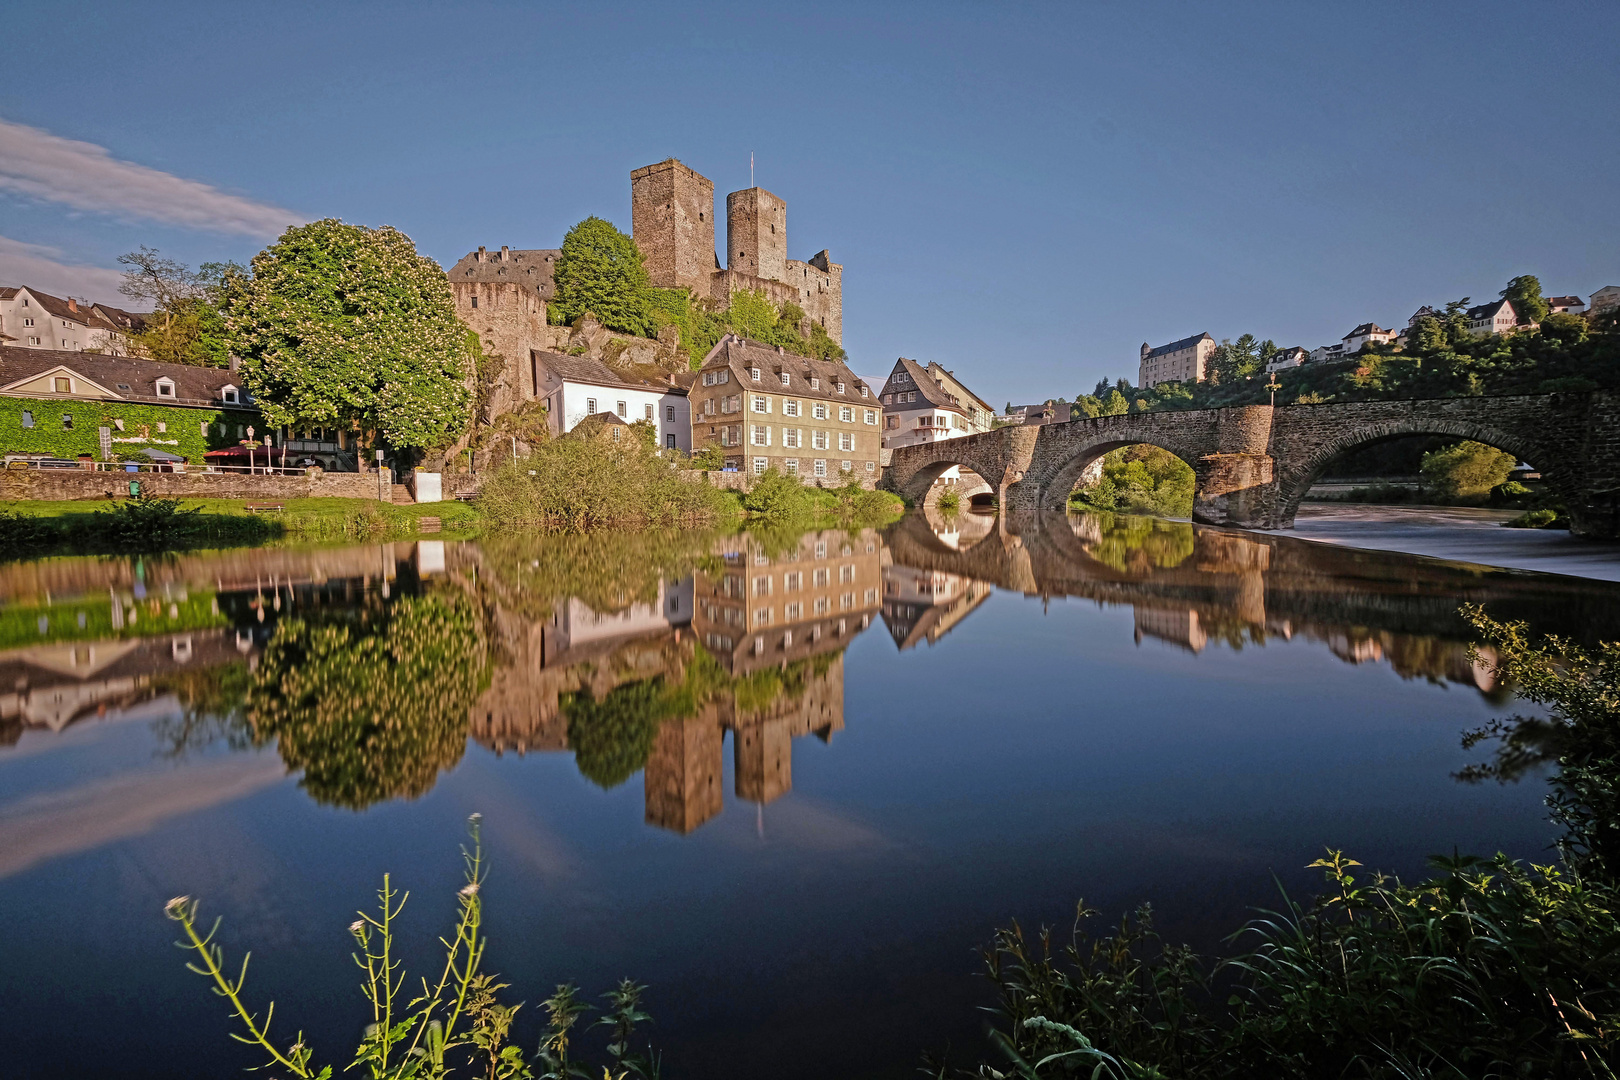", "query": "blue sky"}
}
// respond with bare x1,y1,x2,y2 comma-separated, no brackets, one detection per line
1,0,1615,403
